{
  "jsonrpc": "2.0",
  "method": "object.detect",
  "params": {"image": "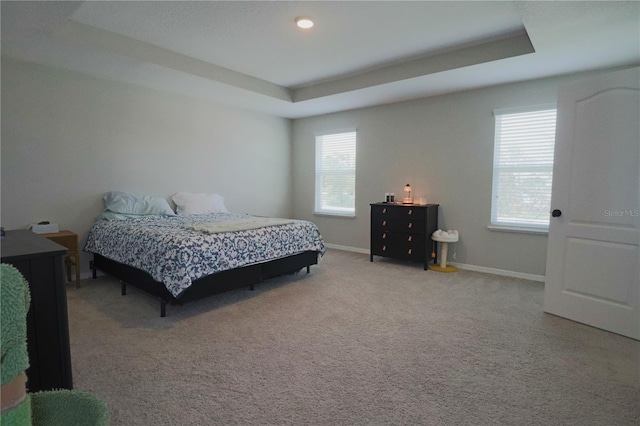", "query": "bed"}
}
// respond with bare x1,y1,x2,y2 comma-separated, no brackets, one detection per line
84,211,326,317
